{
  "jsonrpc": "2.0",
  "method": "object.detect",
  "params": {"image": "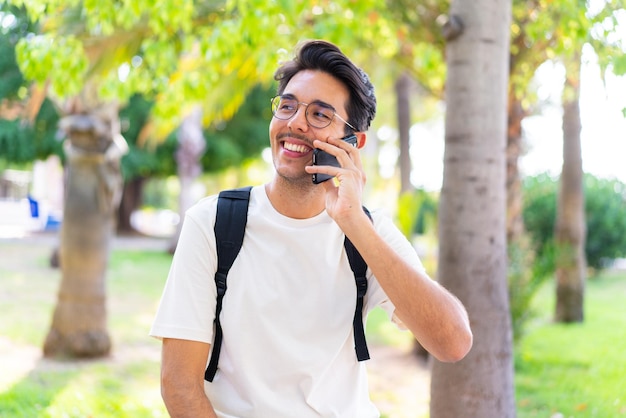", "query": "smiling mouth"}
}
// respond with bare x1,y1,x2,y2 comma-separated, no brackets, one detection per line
283,141,311,154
